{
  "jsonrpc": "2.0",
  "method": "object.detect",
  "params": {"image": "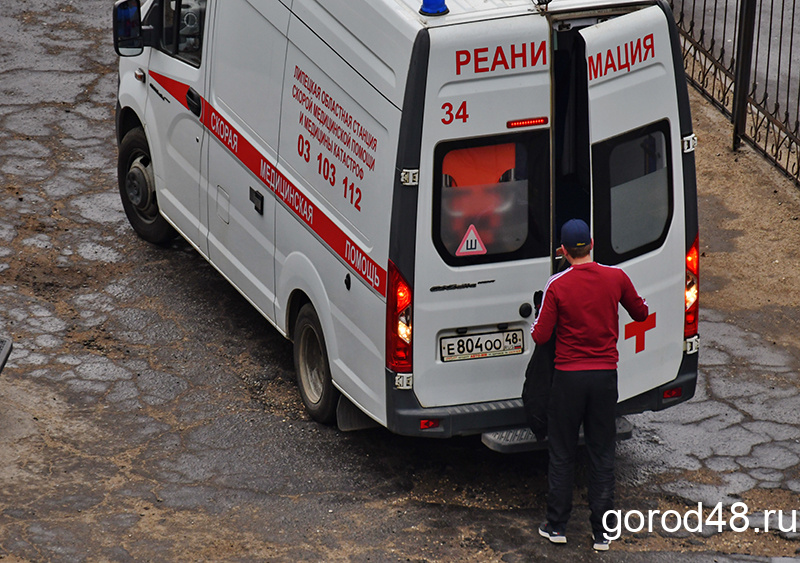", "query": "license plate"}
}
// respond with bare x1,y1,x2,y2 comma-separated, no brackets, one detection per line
440,329,524,362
